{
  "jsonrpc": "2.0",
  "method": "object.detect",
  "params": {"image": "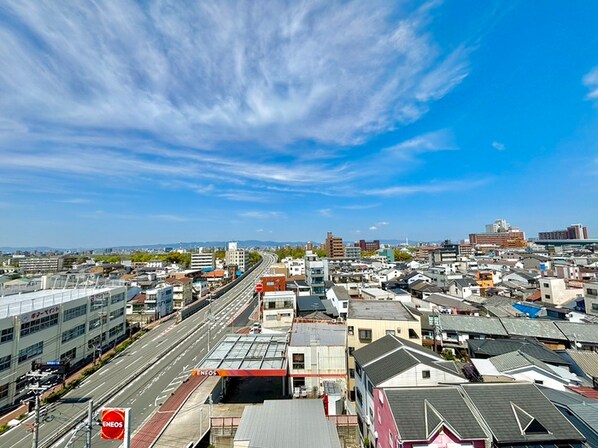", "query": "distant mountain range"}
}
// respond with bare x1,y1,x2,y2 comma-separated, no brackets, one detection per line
0,239,412,253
